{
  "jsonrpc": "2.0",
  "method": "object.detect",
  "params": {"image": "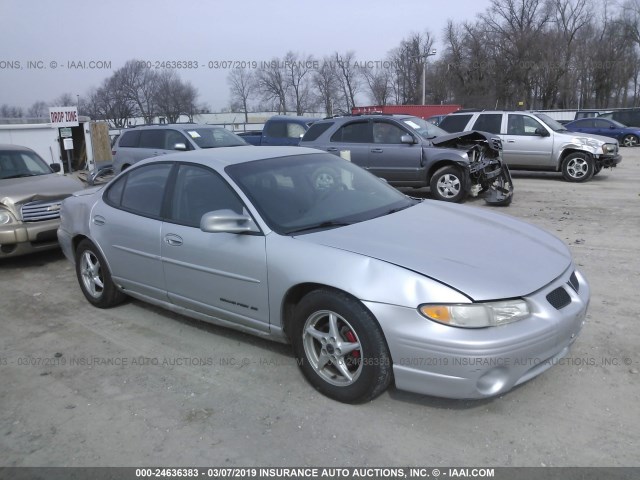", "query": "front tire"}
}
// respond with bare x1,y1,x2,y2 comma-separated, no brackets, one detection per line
622,134,638,147
291,290,392,403
561,153,594,182
75,239,126,308
430,165,466,203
